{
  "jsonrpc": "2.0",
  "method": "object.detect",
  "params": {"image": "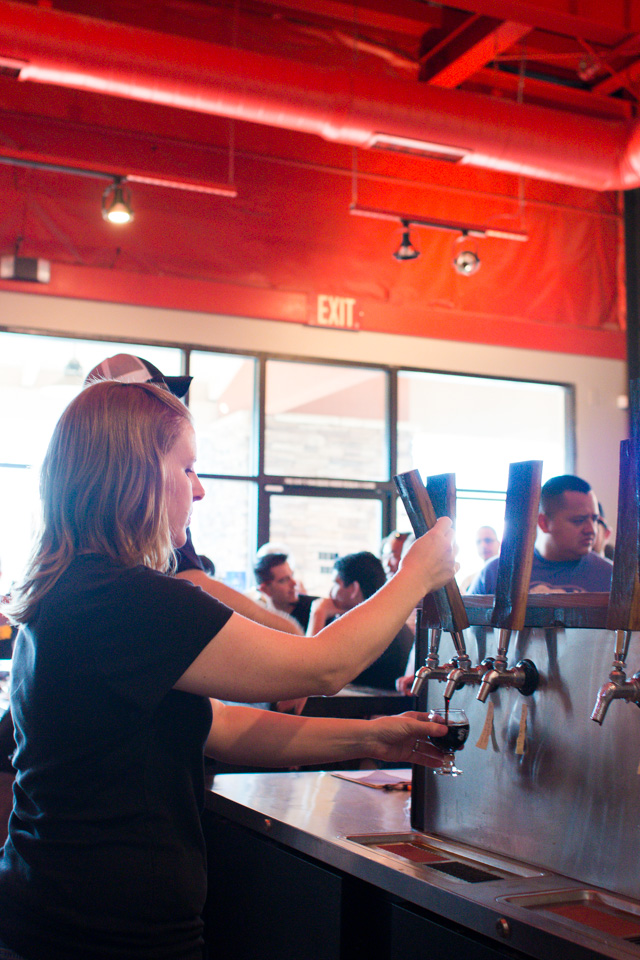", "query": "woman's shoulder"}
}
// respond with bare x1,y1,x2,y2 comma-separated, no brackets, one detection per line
47,555,178,610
